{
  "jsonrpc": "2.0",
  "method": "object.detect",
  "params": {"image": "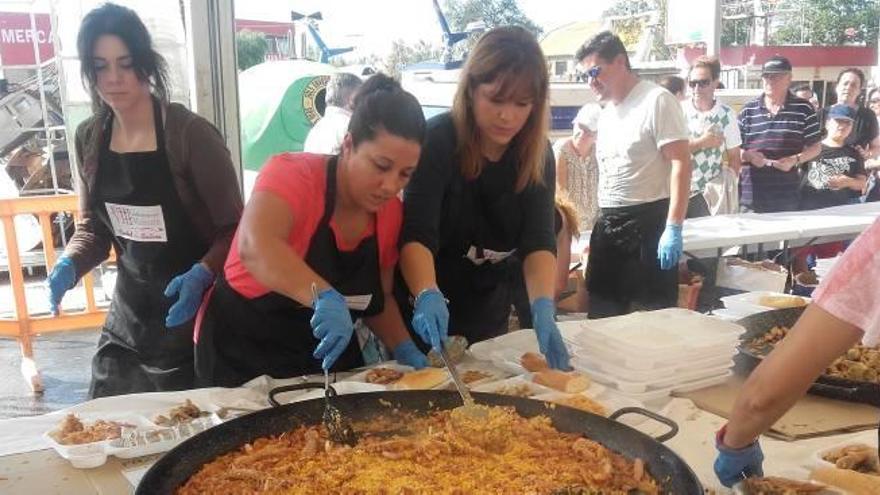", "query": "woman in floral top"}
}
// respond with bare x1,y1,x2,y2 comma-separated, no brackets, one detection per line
553,103,600,229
